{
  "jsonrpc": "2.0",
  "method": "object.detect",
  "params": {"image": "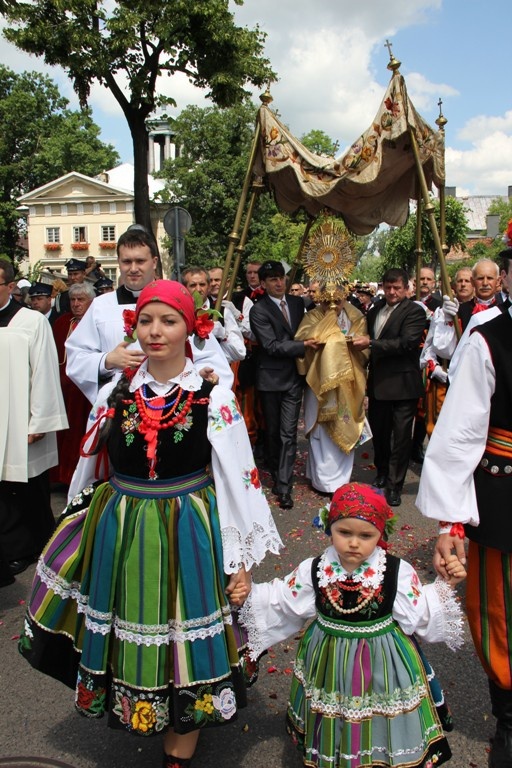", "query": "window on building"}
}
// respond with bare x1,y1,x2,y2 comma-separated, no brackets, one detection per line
73,226,88,243
101,225,116,242
104,268,117,284
46,227,61,244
